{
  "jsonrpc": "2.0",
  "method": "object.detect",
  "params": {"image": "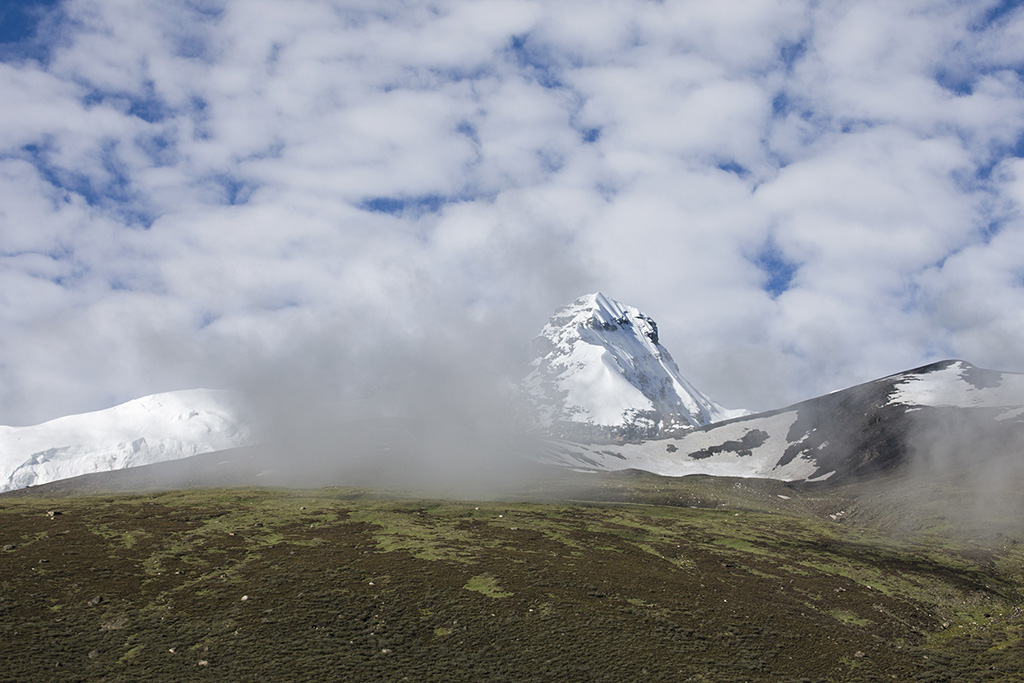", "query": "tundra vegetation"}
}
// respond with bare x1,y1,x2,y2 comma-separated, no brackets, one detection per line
1,469,1022,682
